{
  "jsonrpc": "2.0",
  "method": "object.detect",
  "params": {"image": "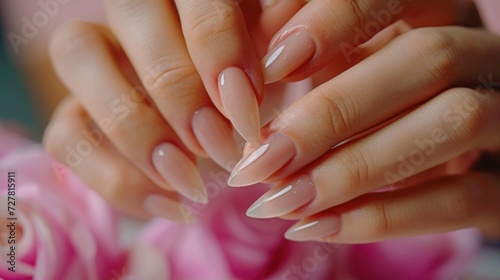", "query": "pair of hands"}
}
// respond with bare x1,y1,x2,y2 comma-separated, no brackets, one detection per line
45,0,500,243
